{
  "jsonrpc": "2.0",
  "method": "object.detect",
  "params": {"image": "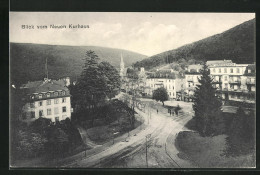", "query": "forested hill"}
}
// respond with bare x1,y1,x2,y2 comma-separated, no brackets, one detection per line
133,18,255,70
10,43,147,85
